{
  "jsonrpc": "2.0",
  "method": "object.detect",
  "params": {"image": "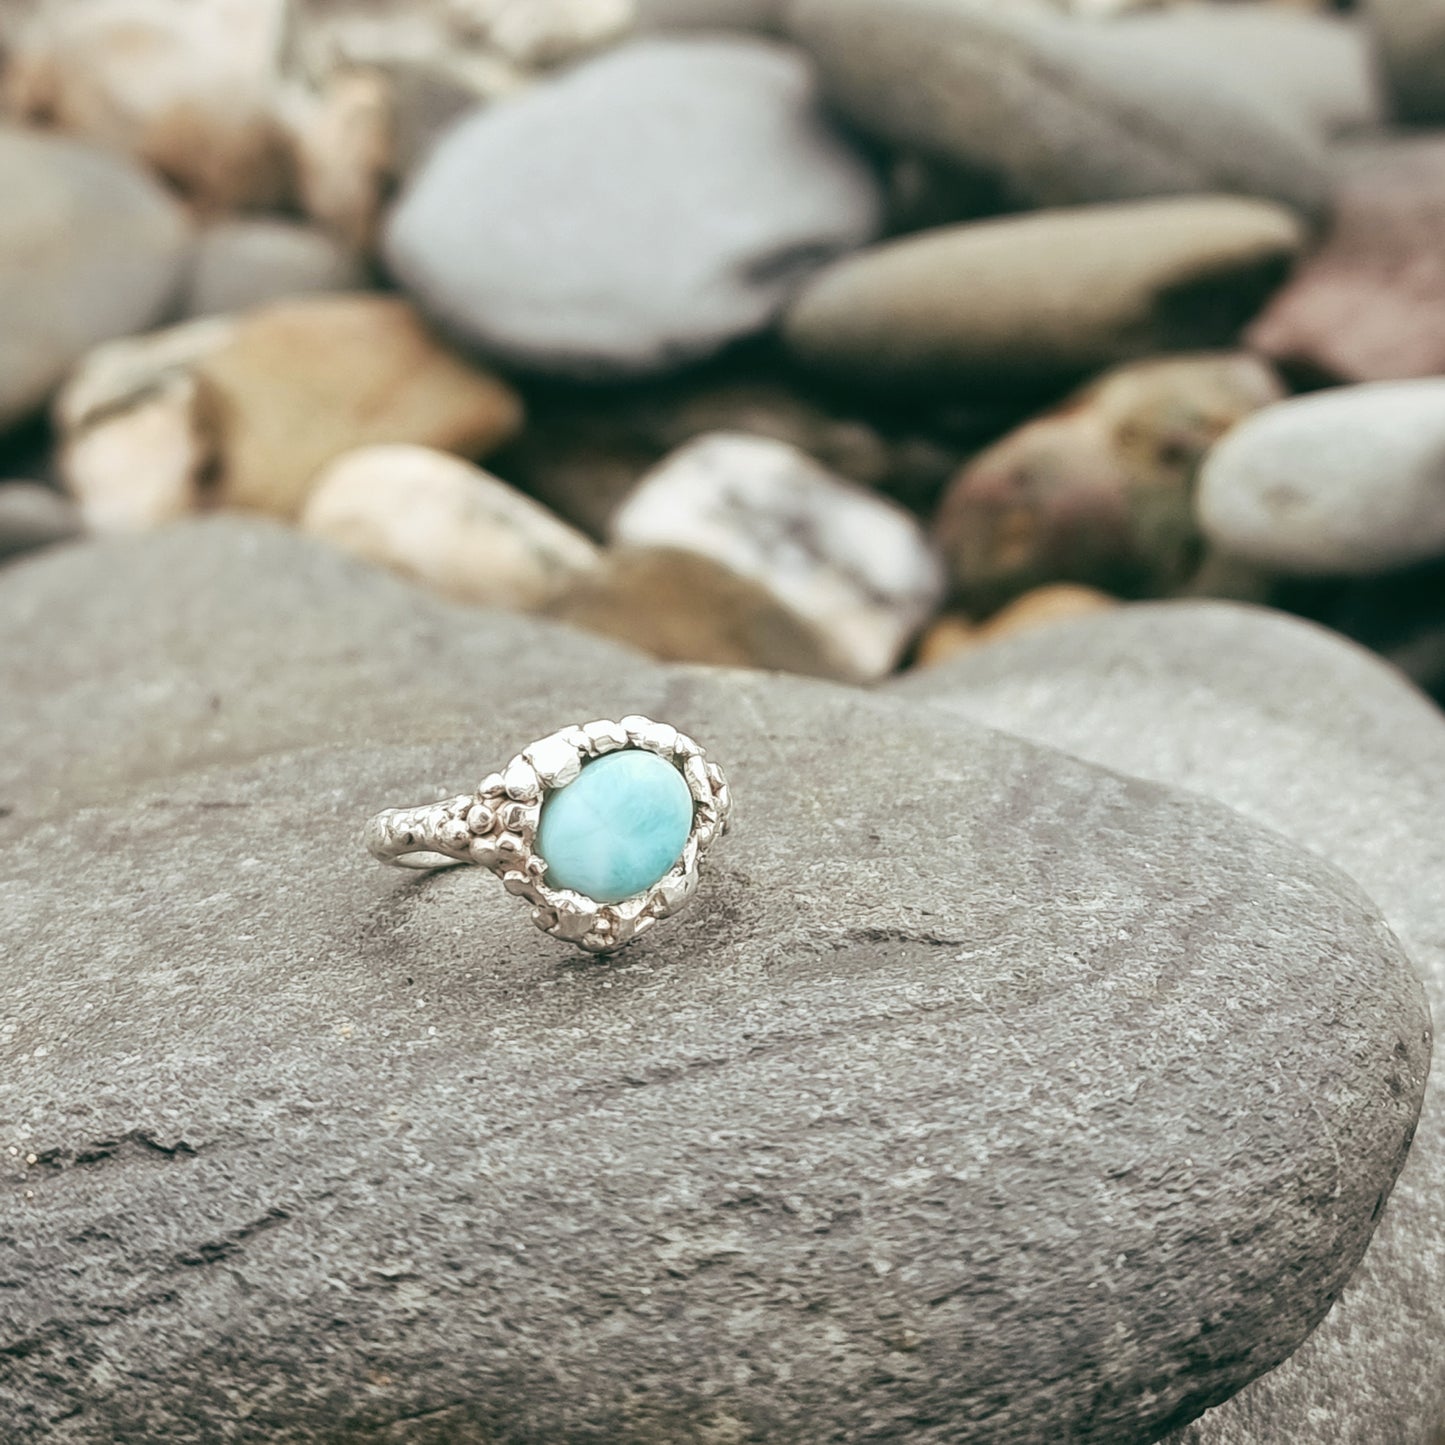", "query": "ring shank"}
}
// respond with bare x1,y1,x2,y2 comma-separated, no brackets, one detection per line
364,797,475,871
